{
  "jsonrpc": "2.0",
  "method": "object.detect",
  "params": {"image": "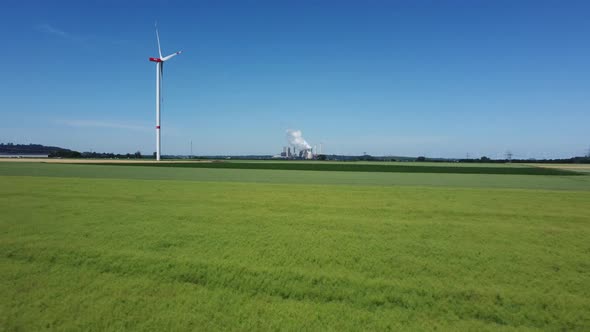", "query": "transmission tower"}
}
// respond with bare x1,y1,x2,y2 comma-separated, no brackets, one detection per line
505,150,513,162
